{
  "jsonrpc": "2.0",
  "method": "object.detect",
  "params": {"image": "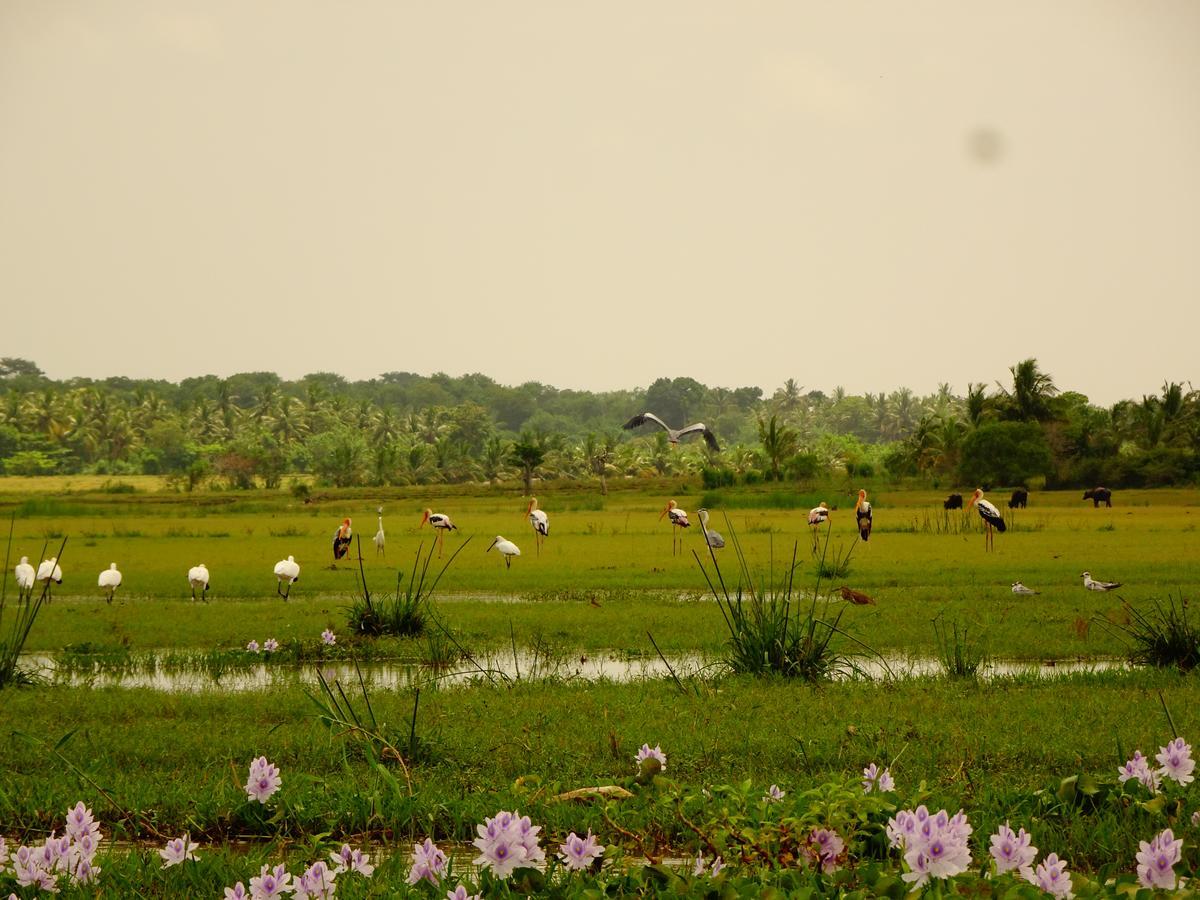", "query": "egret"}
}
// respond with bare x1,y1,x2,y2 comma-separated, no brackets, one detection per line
1011,582,1040,596
854,490,873,542
1082,571,1122,592
967,488,1006,552
14,556,35,599
526,497,549,555
696,508,724,549
274,555,300,600
622,413,720,451
98,563,122,604
373,507,385,557
37,557,63,601
420,508,457,557
332,518,353,561
188,563,210,601
487,535,521,569
659,499,690,555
